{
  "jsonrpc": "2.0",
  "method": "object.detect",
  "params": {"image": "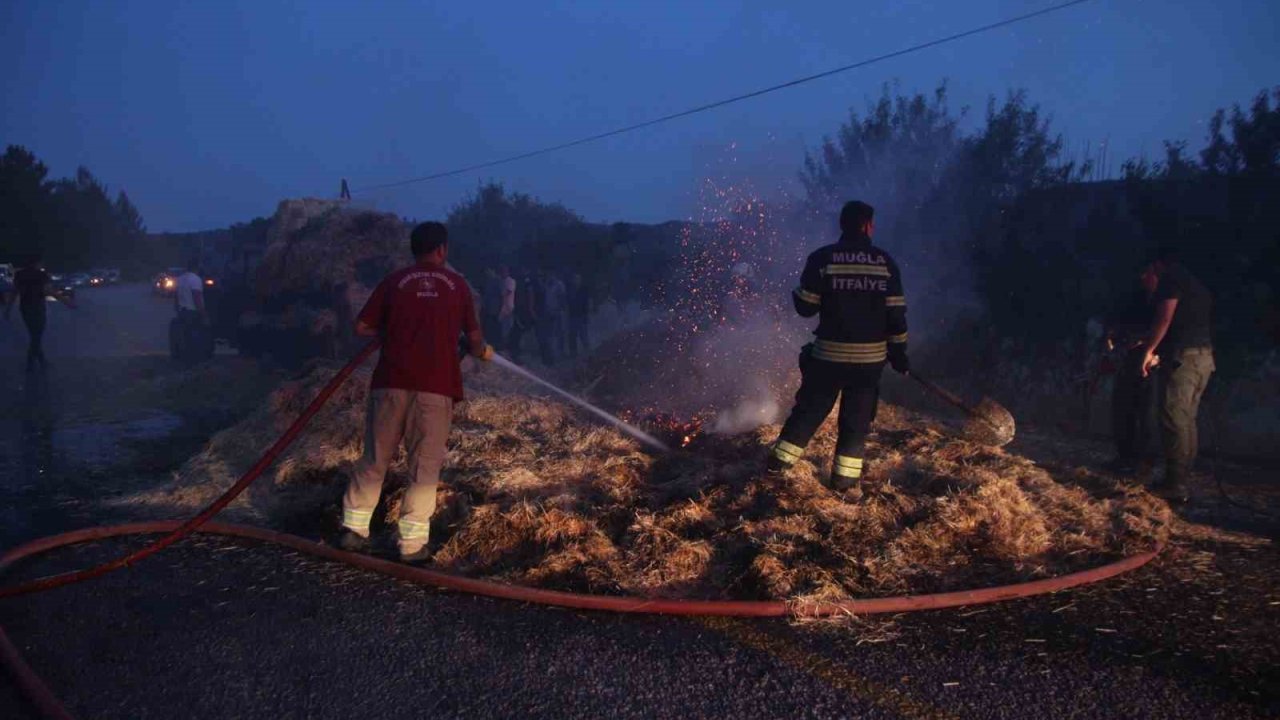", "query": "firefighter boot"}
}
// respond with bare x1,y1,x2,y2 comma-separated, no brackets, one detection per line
1152,483,1190,505
1151,467,1191,505
400,545,432,565
829,455,864,490
336,528,370,554
768,440,805,476
1134,459,1155,485
832,482,863,502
